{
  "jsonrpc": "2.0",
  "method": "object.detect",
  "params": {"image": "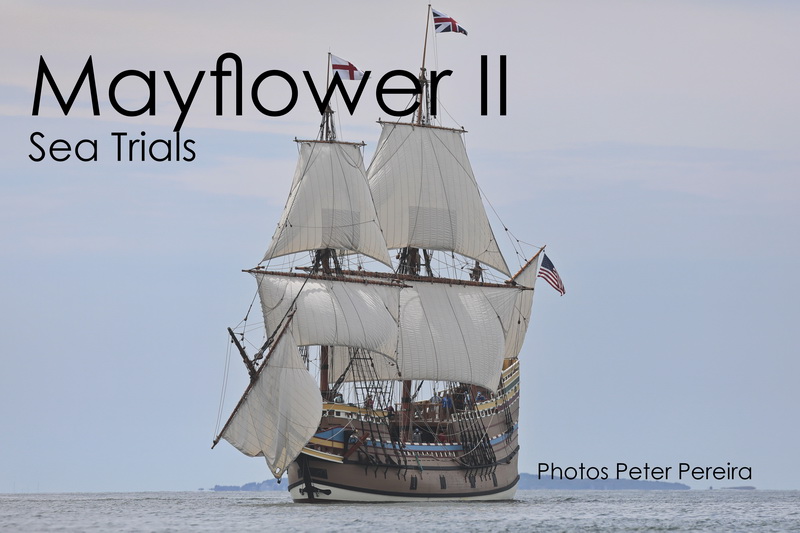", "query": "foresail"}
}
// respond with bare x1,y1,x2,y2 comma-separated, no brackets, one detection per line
264,141,392,267
367,122,511,276
217,327,322,478
253,272,400,355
